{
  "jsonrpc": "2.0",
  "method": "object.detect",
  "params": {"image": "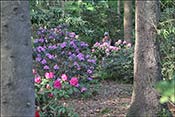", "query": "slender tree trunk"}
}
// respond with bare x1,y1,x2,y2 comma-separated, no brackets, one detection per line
1,1,35,116
124,0,132,42
117,0,121,27
127,0,162,116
